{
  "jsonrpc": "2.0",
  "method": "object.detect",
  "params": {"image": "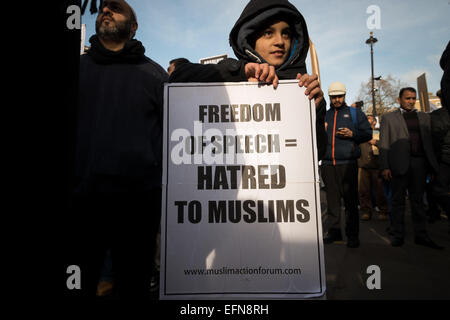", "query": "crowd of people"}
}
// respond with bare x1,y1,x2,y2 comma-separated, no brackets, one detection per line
321,83,449,250
70,0,449,299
